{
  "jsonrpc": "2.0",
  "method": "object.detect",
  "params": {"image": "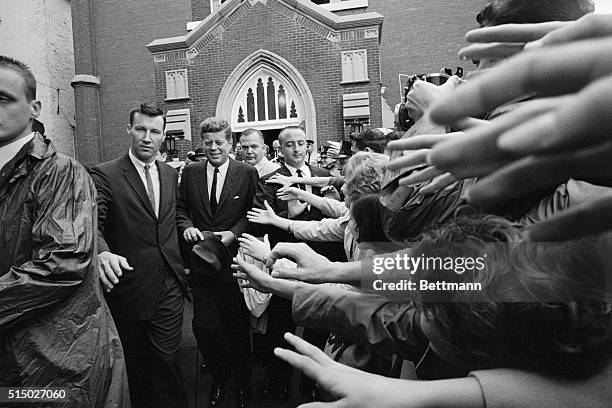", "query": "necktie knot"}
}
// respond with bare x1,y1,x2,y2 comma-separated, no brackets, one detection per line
295,168,306,191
